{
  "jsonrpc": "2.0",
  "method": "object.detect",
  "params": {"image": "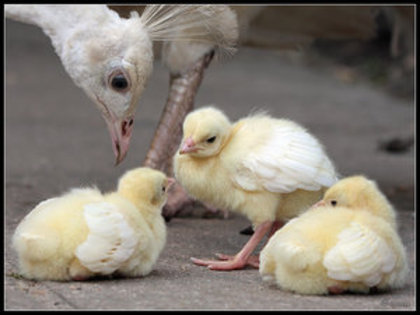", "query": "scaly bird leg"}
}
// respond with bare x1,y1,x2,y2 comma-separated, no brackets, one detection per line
191,221,273,271
268,220,284,238
208,220,284,268
212,253,260,269
142,51,214,220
